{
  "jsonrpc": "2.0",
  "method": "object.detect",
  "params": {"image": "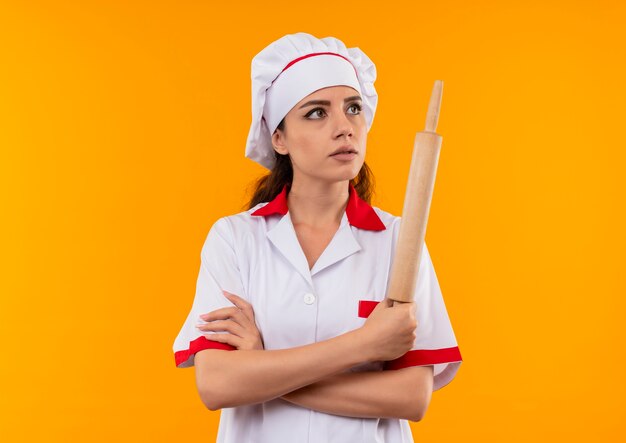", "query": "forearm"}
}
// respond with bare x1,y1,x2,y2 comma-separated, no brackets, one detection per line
280,365,434,421
195,329,371,409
